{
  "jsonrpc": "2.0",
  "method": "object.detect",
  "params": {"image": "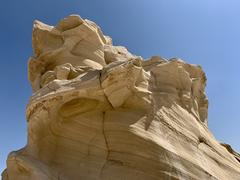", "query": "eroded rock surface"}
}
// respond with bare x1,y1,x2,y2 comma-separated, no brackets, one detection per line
2,15,240,180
